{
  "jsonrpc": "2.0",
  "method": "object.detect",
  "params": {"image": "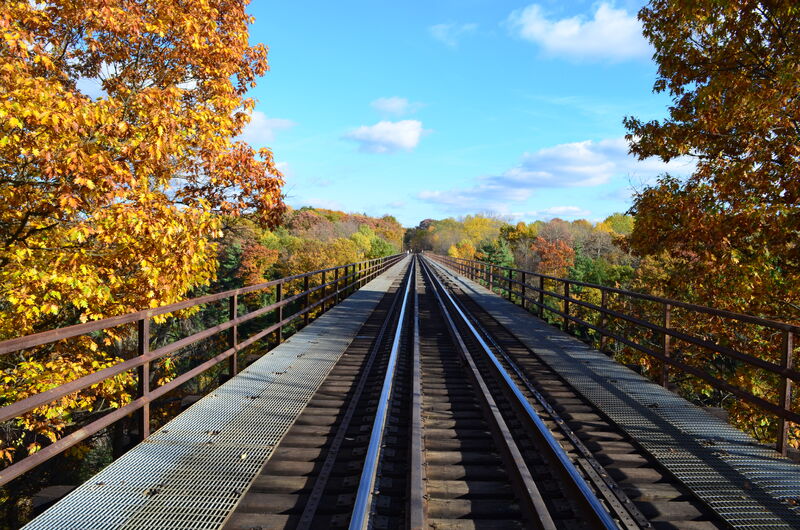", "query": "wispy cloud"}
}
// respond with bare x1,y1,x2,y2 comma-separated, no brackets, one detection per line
528,206,591,219
429,22,477,48
507,3,650,61
496,137,694,188
343,120,426,153
238,111,295,146
418,137,694,212
371,97,423,116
